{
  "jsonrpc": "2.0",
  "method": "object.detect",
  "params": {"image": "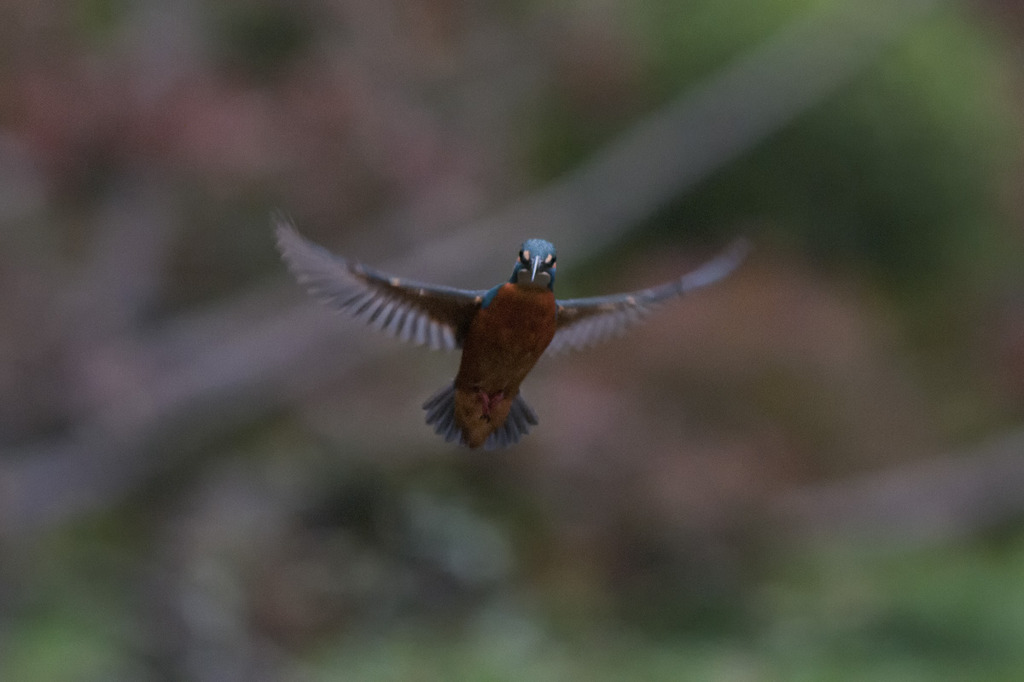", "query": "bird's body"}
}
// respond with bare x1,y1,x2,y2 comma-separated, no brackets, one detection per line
454,282,556,447
275,219,748,449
